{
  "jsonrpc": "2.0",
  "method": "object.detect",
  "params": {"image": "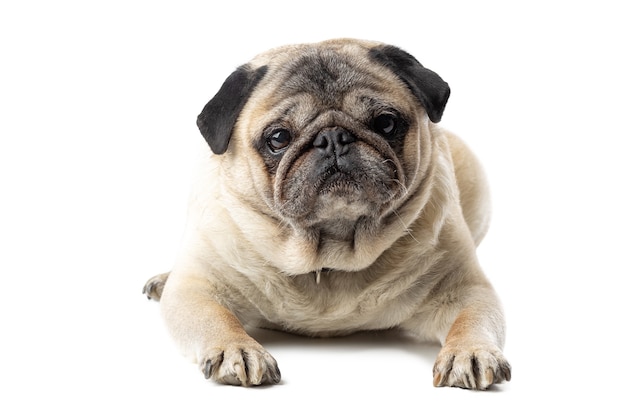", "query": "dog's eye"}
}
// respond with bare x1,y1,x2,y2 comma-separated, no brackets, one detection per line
372,114,397,137
267,129,292,153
